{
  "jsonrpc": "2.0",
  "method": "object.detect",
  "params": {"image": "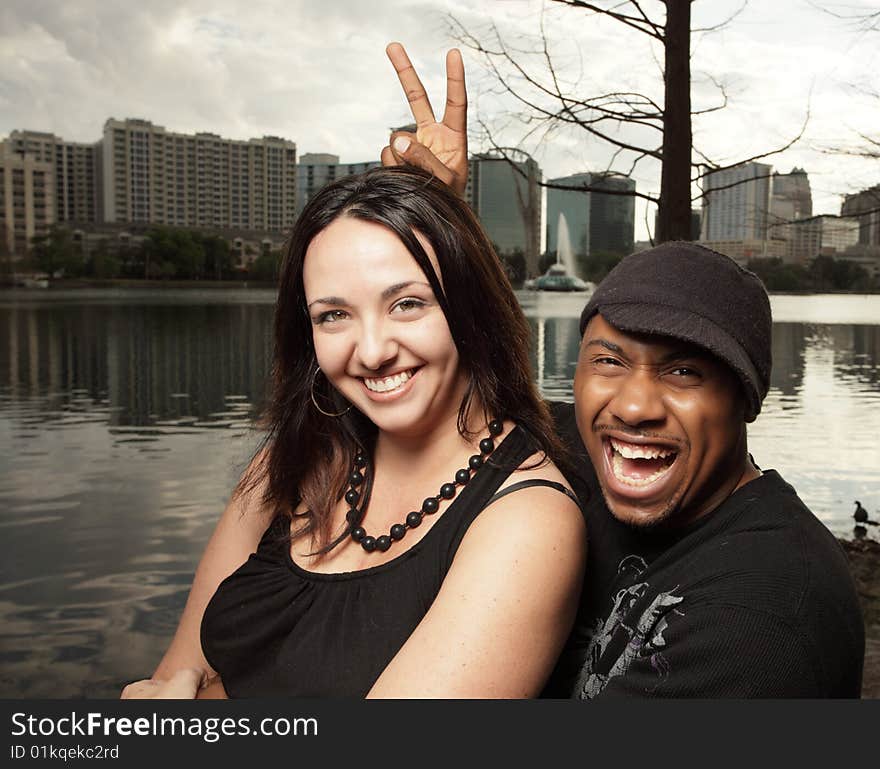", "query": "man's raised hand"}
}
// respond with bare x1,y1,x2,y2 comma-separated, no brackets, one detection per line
382,42,468,196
